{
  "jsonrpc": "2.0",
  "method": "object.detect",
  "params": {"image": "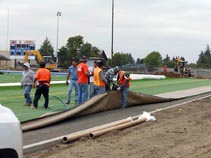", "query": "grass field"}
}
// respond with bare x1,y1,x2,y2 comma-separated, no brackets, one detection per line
1,73,211,122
